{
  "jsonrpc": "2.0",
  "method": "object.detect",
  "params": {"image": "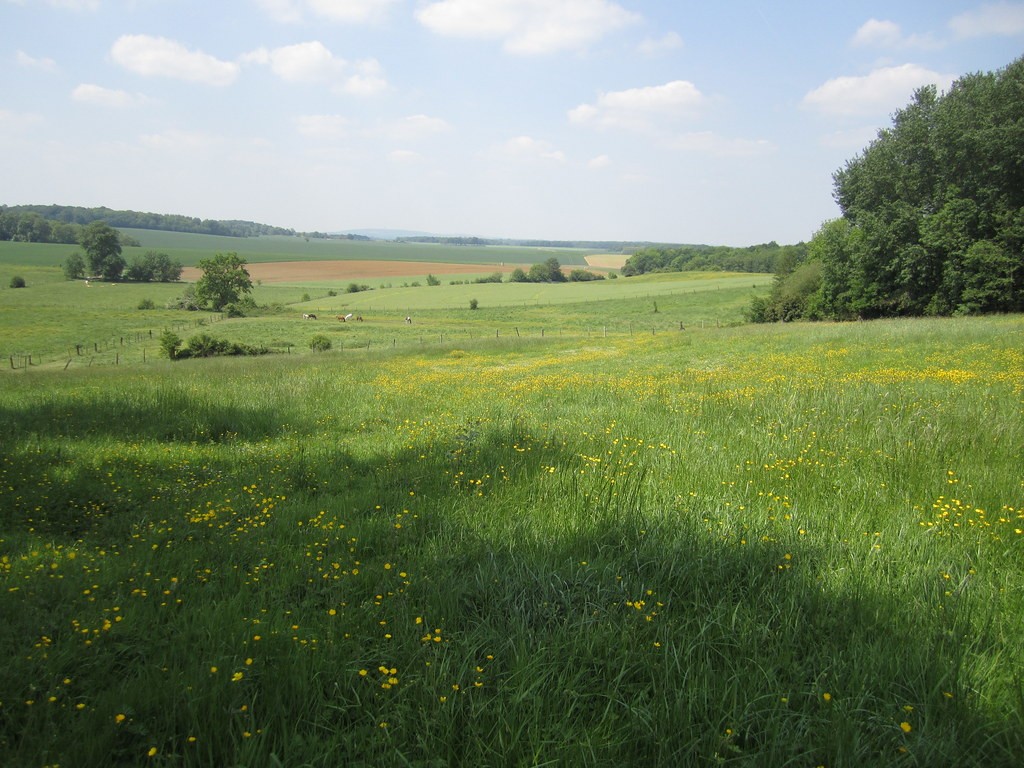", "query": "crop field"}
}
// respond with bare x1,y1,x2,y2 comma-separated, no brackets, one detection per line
1,240,1022,767
114,230,602,268
0,251,769,368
